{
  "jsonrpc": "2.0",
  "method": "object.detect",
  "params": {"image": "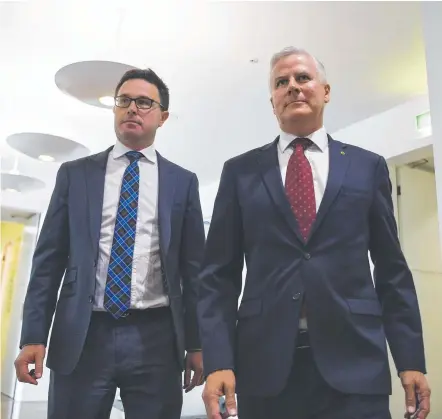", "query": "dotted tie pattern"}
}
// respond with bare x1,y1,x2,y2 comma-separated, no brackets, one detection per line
104,150,143,318
285,138,316,241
